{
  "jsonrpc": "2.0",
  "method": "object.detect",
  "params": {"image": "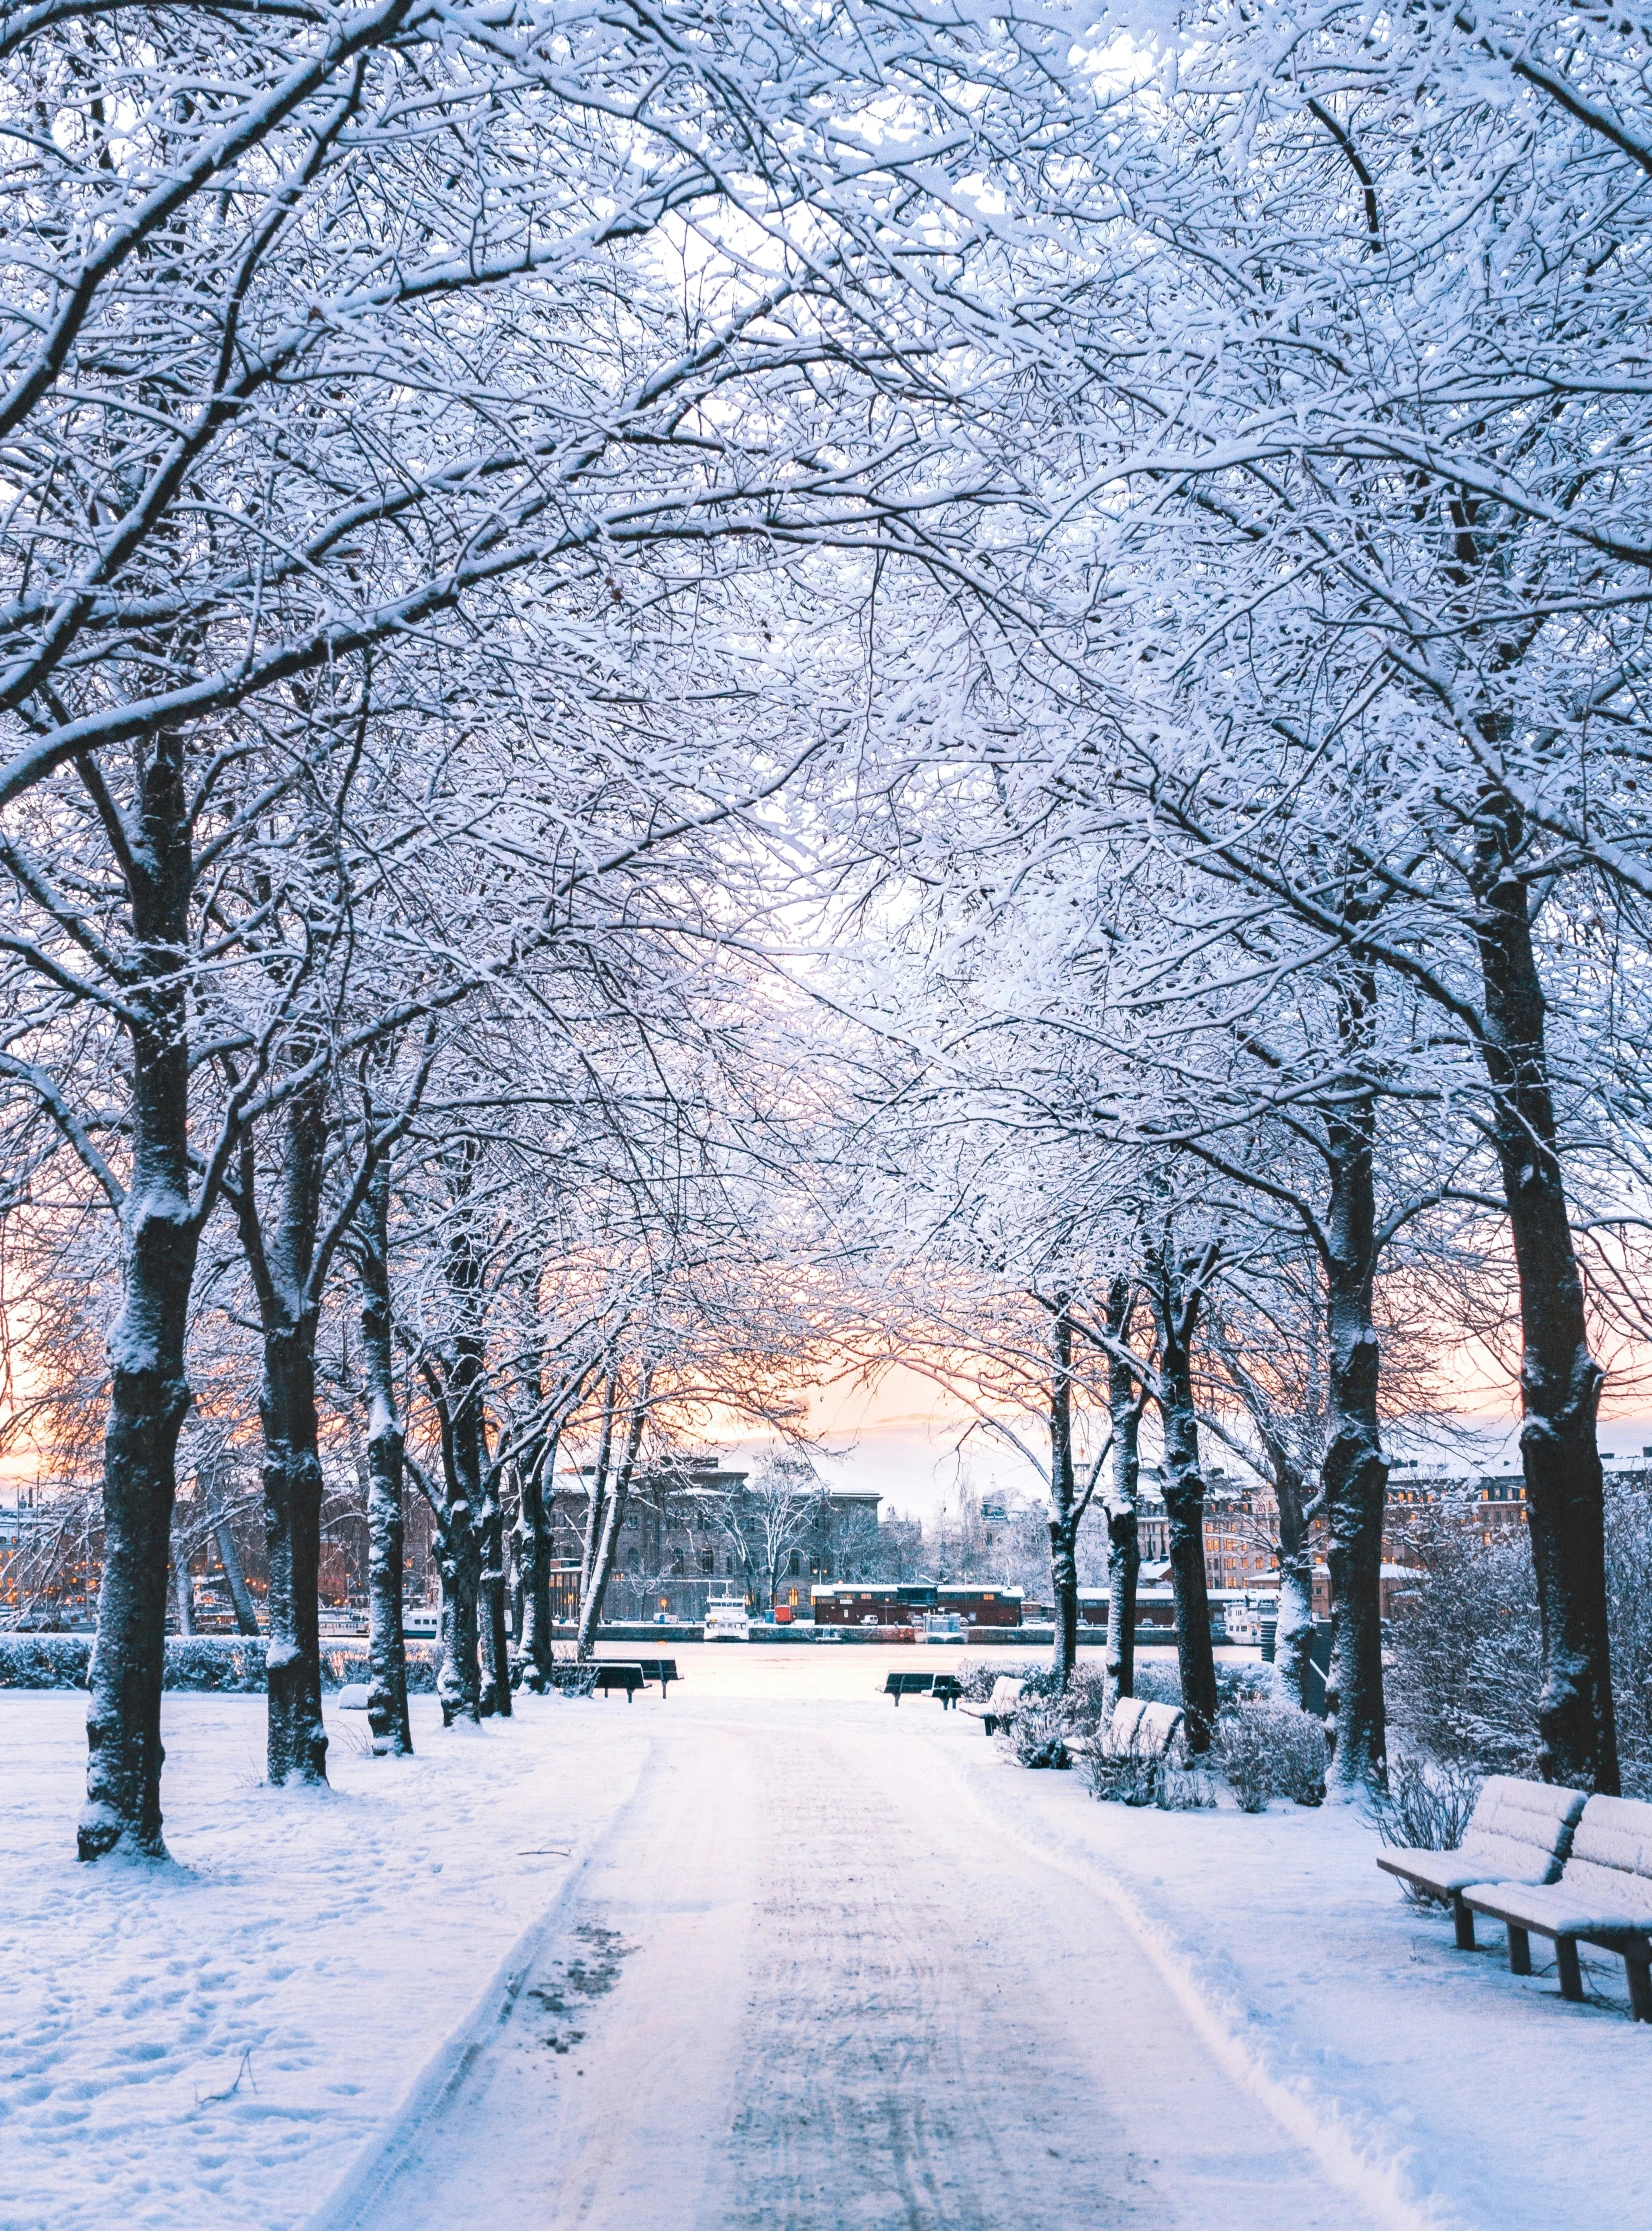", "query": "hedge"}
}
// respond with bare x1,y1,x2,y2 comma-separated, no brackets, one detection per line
0,1633,439,1692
